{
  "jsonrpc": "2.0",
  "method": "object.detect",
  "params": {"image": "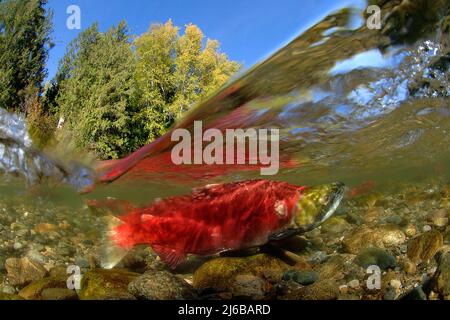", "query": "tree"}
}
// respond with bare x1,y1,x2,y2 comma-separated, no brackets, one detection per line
135,20,241,141
0,0,52,112
57,22,148,160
